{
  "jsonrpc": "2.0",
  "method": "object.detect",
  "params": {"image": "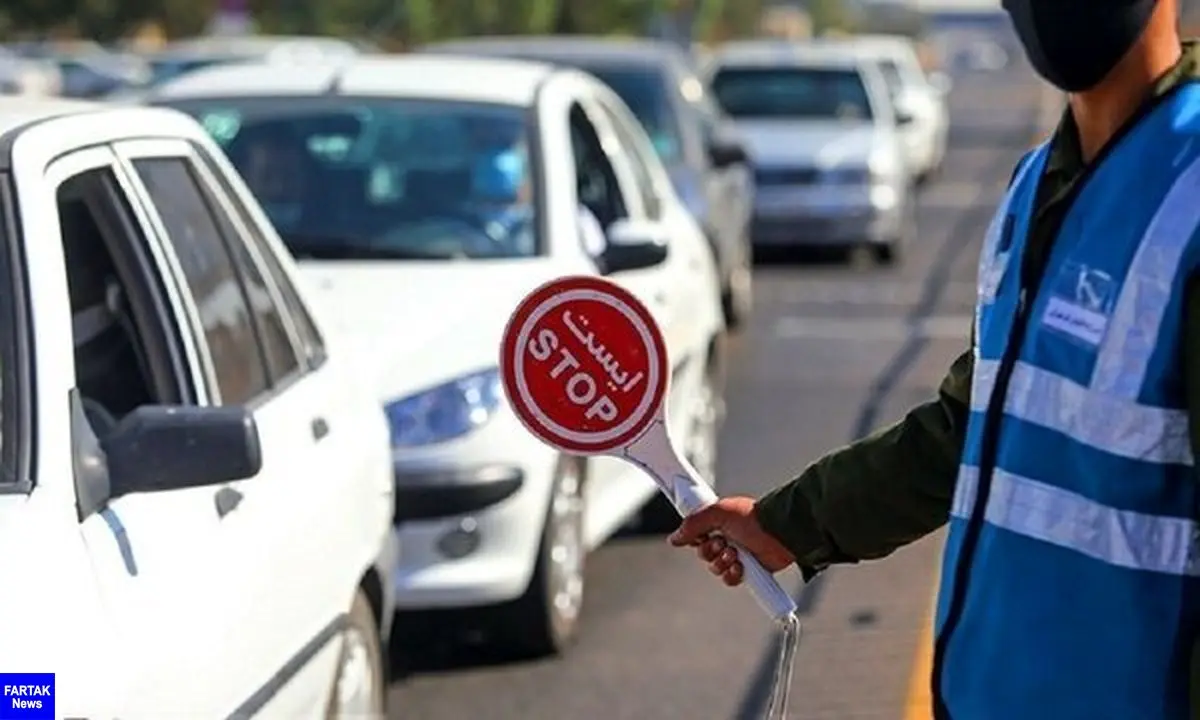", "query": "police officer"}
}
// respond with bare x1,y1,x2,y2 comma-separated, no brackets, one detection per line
670,1,1200,717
